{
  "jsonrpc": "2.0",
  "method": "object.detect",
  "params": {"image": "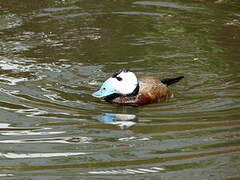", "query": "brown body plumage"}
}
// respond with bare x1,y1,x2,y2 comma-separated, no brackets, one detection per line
110,76,170,106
